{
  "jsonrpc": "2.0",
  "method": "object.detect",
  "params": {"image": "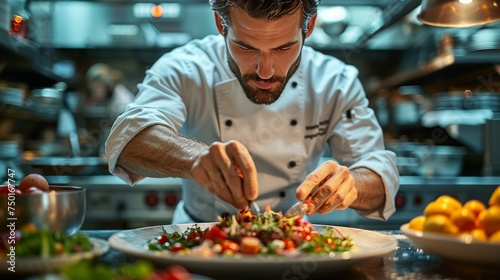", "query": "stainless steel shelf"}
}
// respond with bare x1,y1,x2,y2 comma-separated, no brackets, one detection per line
0,29,38,60
0,30,72,87
372,49,500,91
